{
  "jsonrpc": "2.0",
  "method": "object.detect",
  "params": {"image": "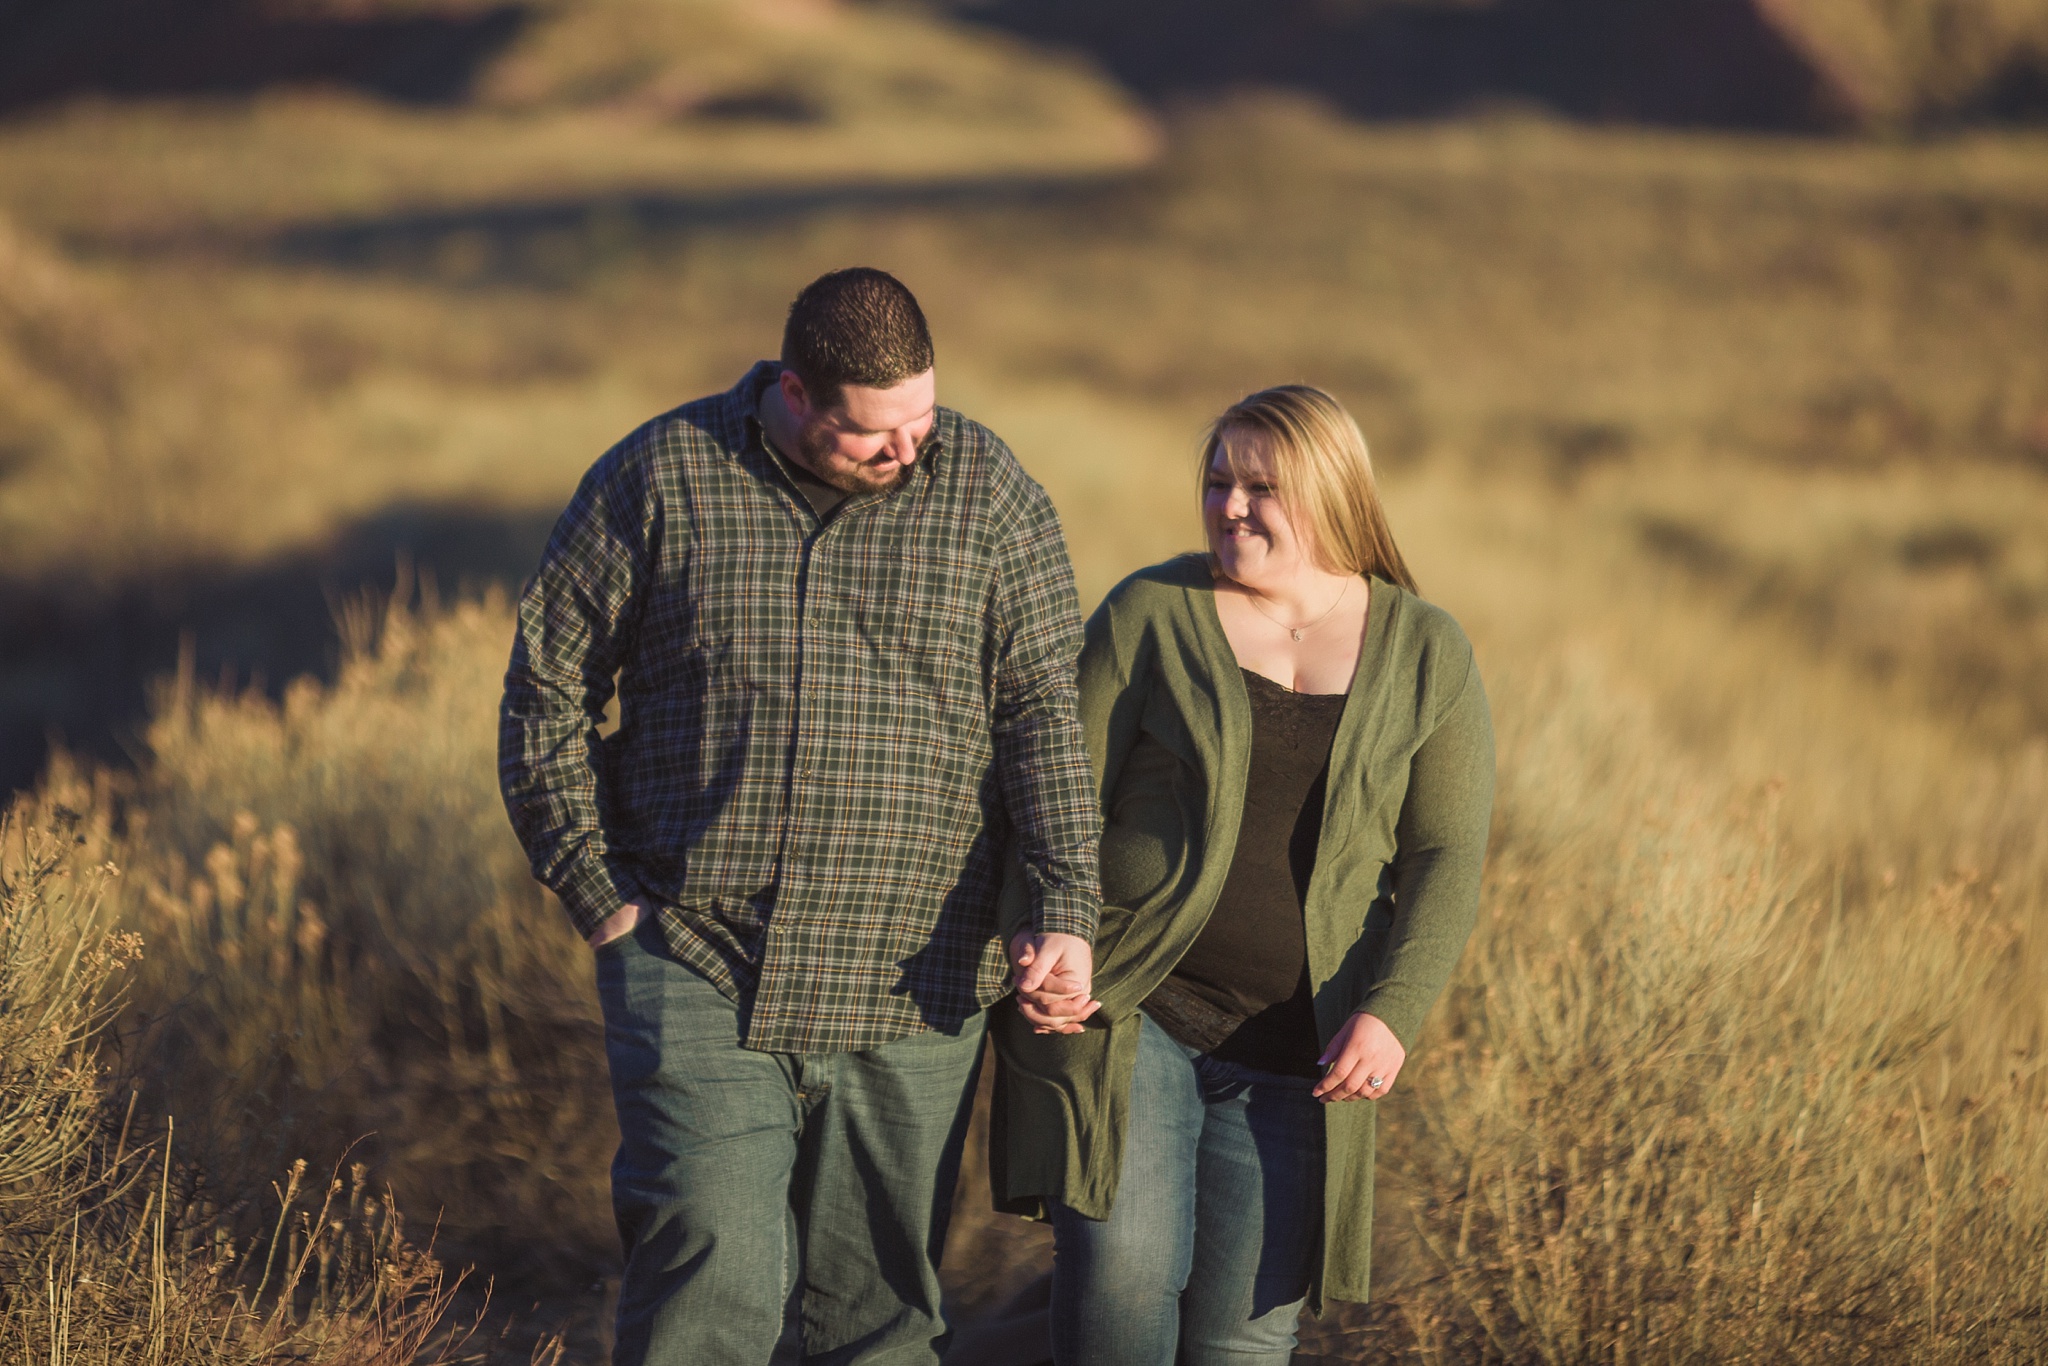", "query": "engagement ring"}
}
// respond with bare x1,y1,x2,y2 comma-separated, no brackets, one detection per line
1366,1075,1385,1089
